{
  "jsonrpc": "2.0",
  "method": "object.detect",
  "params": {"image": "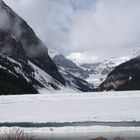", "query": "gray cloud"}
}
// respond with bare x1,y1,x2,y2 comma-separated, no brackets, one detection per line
3,0,140,59
0,3,10,30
